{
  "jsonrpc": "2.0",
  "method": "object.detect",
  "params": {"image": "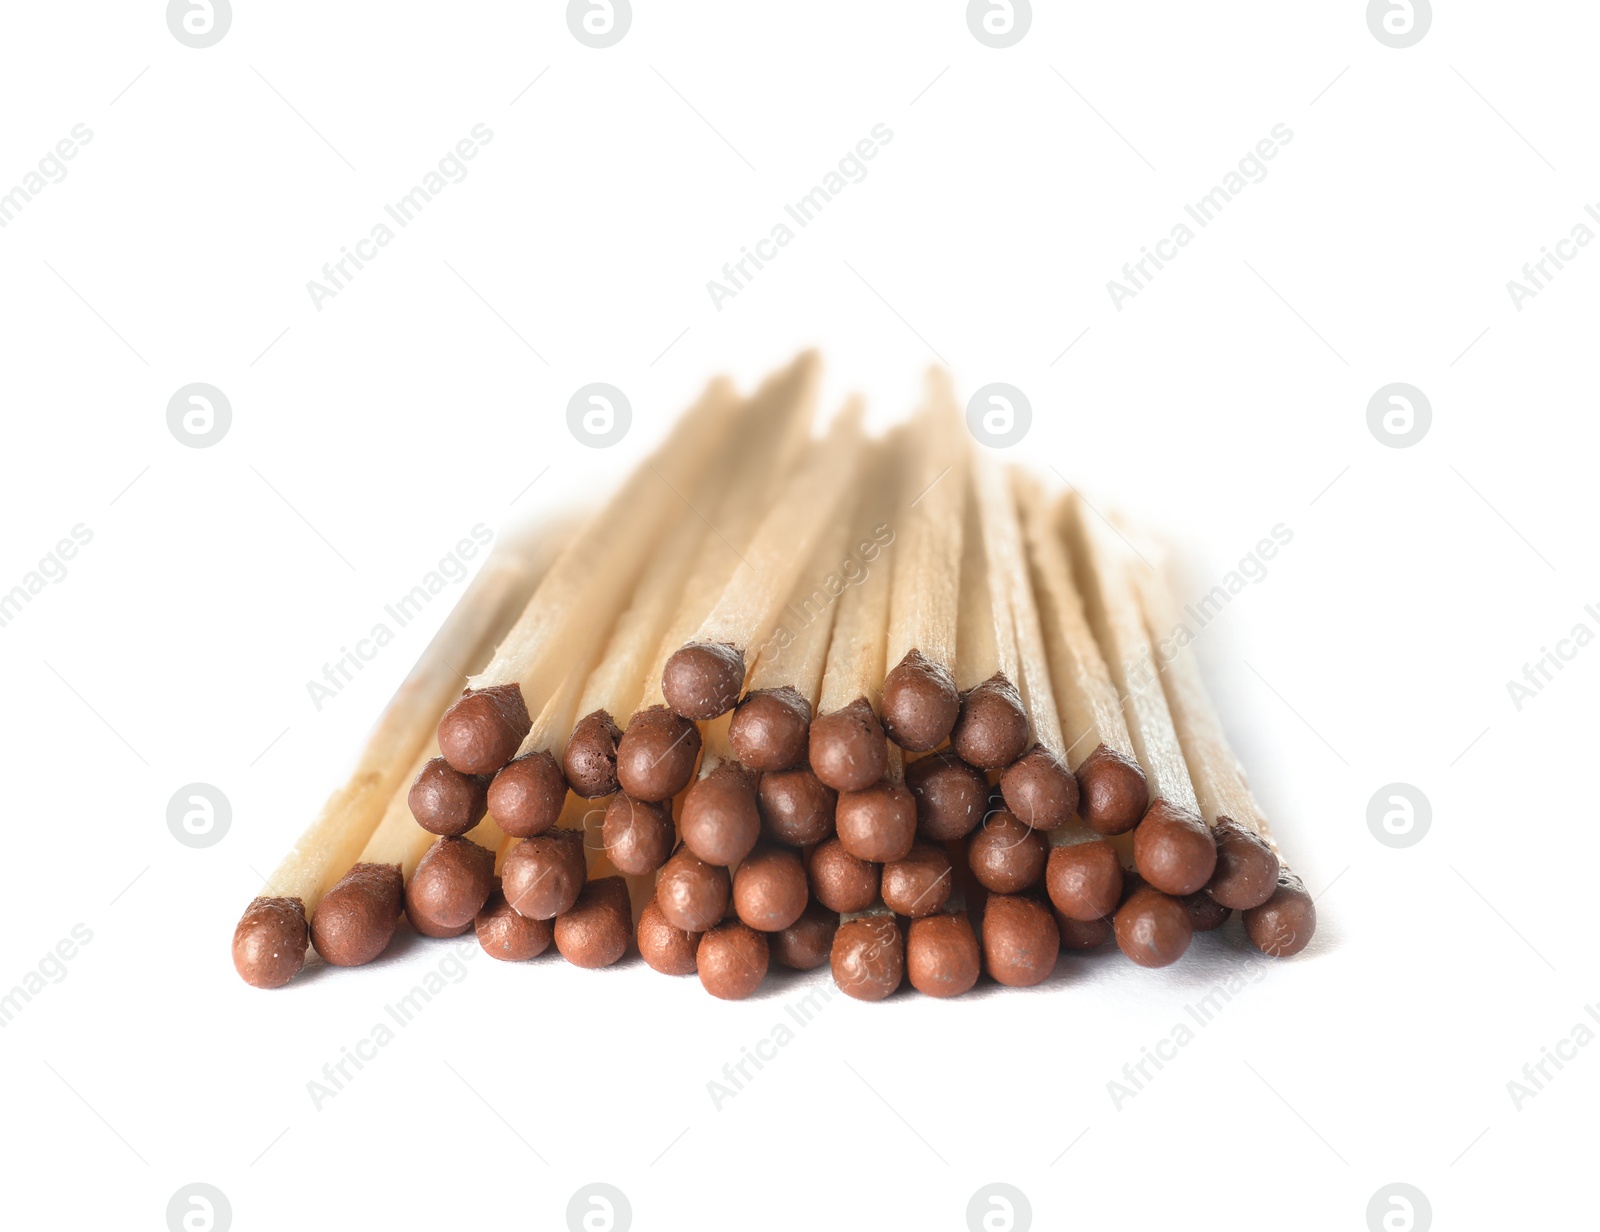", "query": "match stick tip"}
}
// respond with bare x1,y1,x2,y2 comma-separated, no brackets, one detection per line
967,808,1048,895
1206,817,1282,910
1132,800,1218,897
906,912,981,998
830,915,904,1002
1045,839,1123,922
662,641,746,721
1074,744,1150,836
563,709,624,799
881,650,960,753
232,896,308,989
808,838,880,914
770,902,840,971
681,761,761,867
406,836,496,936
808,696,888,793
835,780,917,864
409,756,490,837
728,685,812,771
655,846,731,933
601,793,676,875
732,846,809,932
310,863,404,967
756,767,838,847
999,744,1080,831
616,705,703,802
1113,886,1193,968
487,751,570,838
501,829,586,921
554,876,632,969
475,887,554,961
437,683,532,776
880,843,954,919
905,751,988,842
1243,870,1316,957
950,674,1030,771
982,895,1061,988
698,921,770,1000
638,897,702,975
